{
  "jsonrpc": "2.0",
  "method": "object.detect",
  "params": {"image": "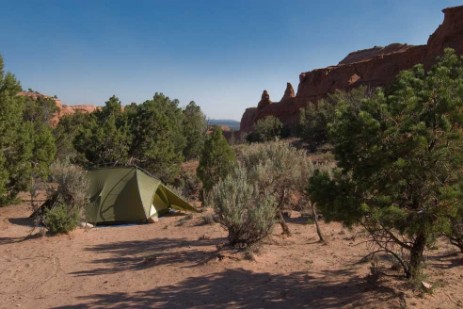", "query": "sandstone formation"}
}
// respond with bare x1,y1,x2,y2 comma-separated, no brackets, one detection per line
280,82,295,103
239,6,463,133
257,90,272,110
18,91,97,126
